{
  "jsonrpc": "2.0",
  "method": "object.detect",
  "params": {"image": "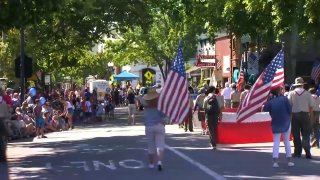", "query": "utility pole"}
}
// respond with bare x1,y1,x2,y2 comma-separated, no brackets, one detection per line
20,27,25,104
